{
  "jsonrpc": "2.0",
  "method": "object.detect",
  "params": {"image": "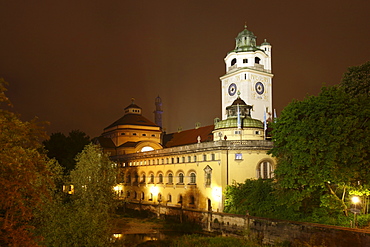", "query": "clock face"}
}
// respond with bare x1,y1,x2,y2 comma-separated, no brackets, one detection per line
228,83,237,96
255,82,264,95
